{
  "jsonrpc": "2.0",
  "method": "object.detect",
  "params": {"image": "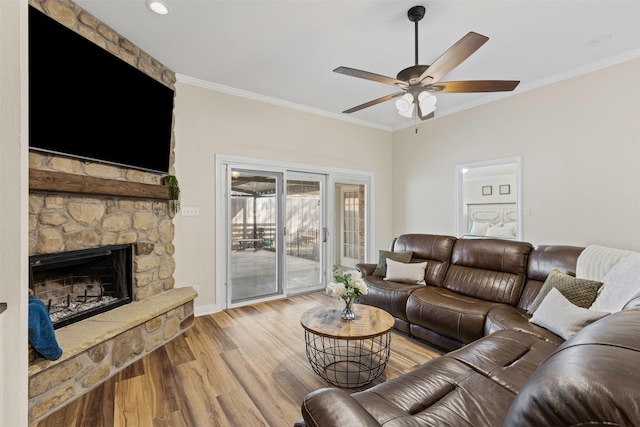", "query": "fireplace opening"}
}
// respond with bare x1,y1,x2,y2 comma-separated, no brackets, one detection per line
29,244,133,329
